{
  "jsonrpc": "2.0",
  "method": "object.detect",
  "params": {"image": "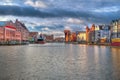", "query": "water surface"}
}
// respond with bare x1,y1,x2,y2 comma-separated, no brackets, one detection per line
0,43,120,80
